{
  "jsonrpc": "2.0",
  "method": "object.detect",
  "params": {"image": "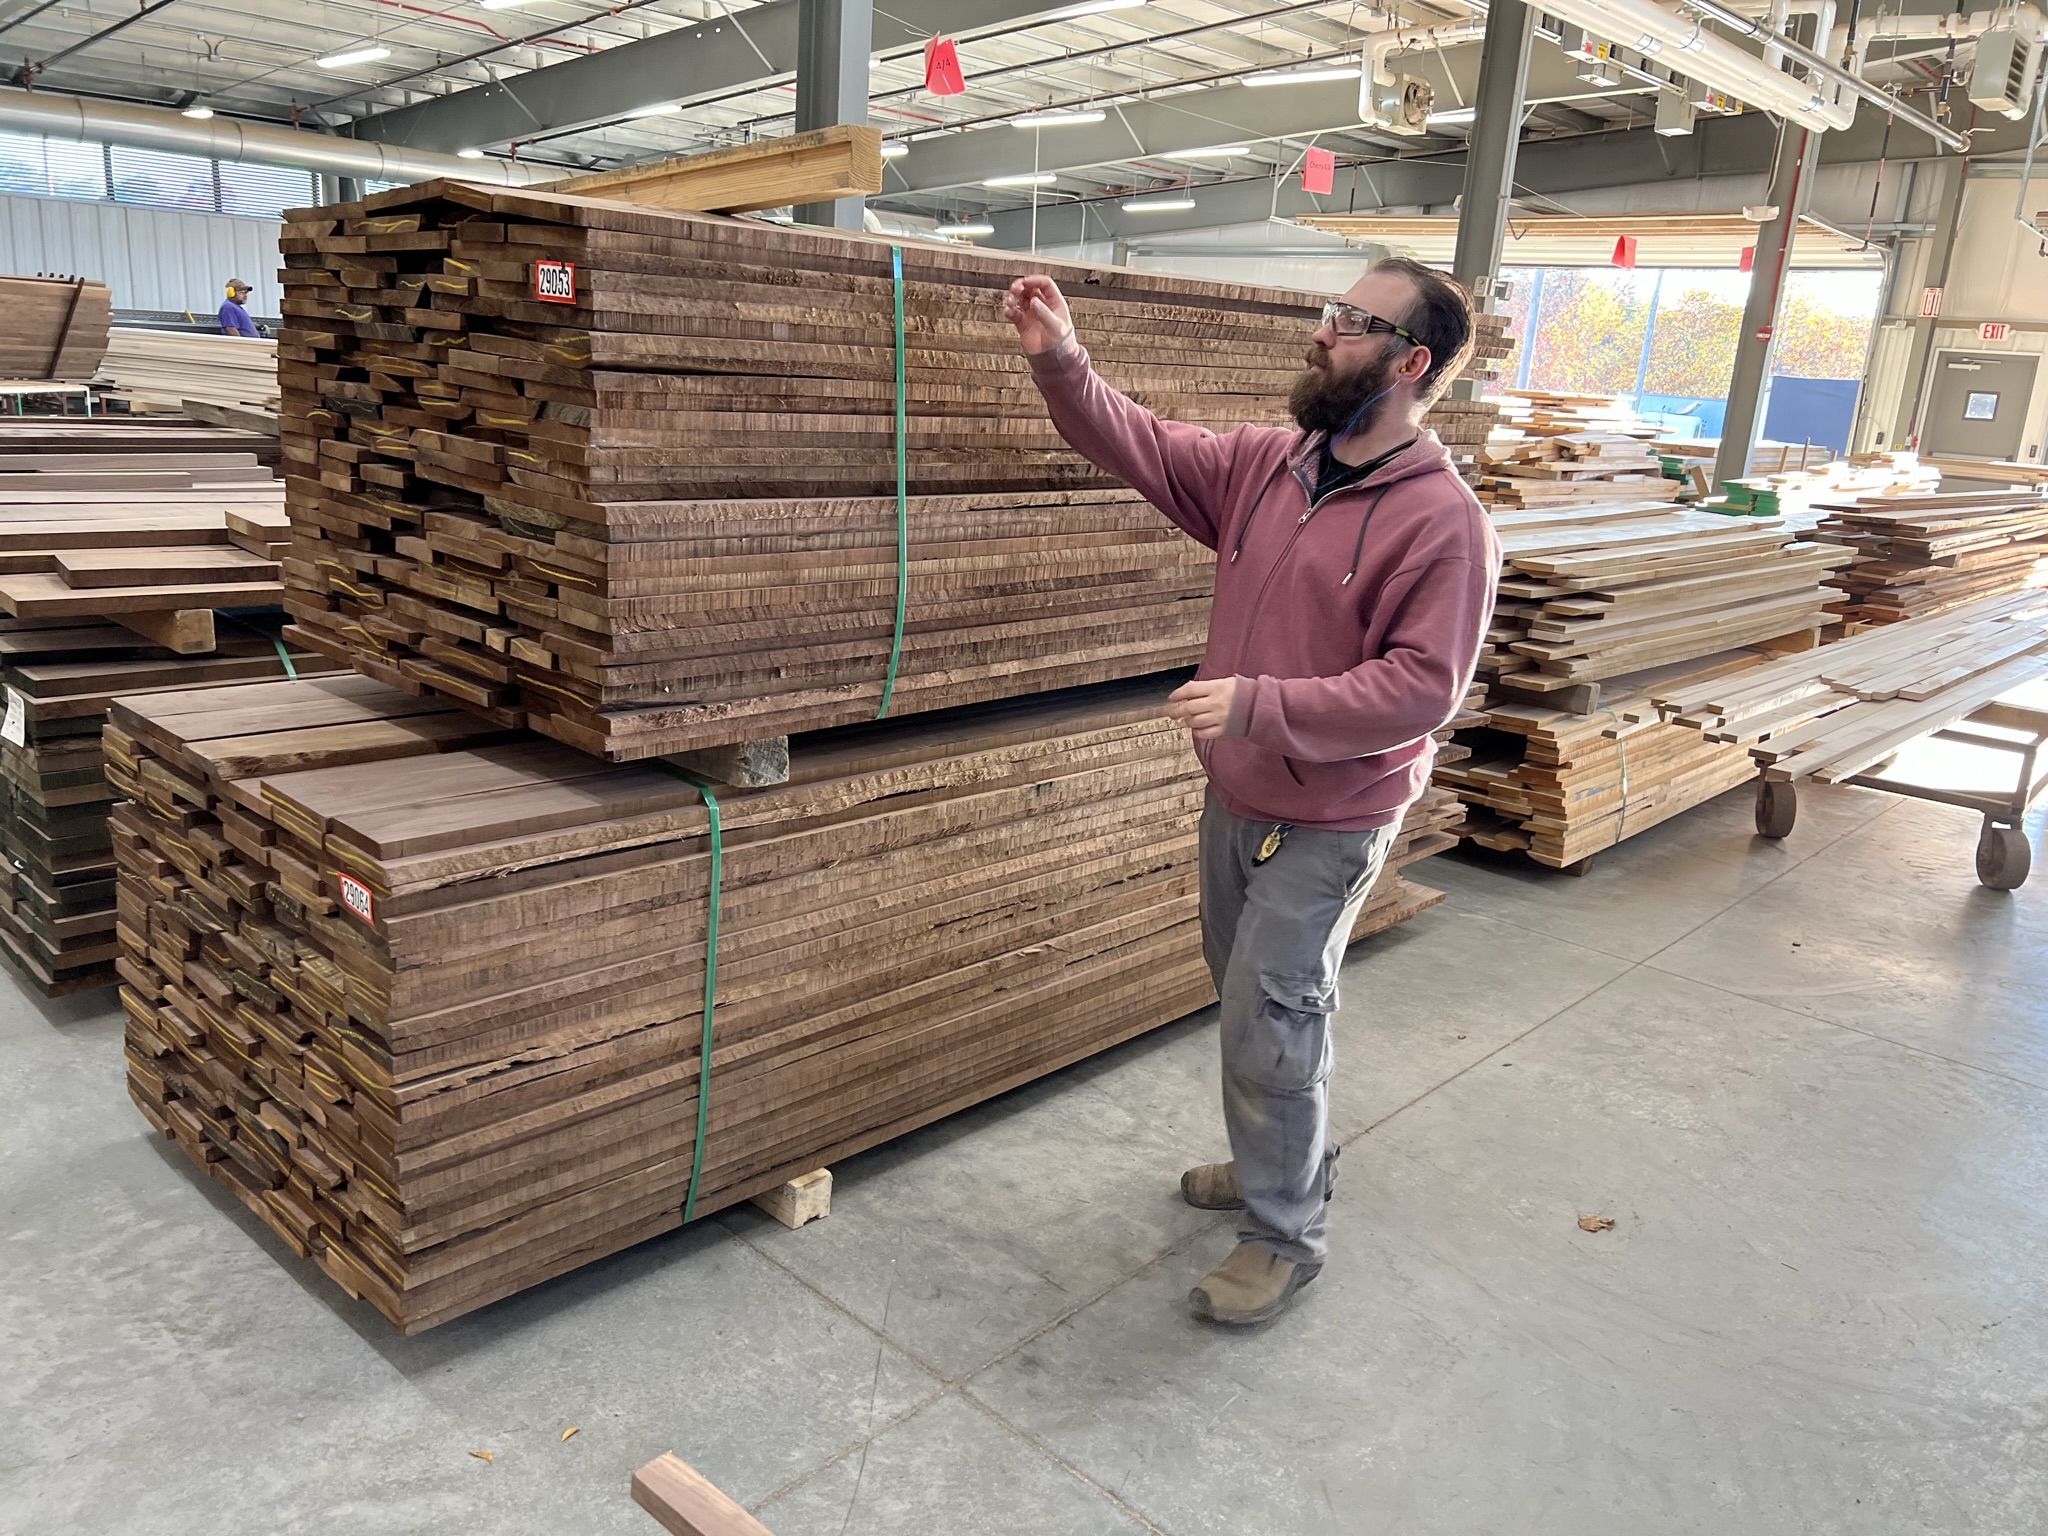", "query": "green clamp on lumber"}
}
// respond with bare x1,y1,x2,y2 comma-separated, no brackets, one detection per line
876,245,909,719
1657,454,1688,481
